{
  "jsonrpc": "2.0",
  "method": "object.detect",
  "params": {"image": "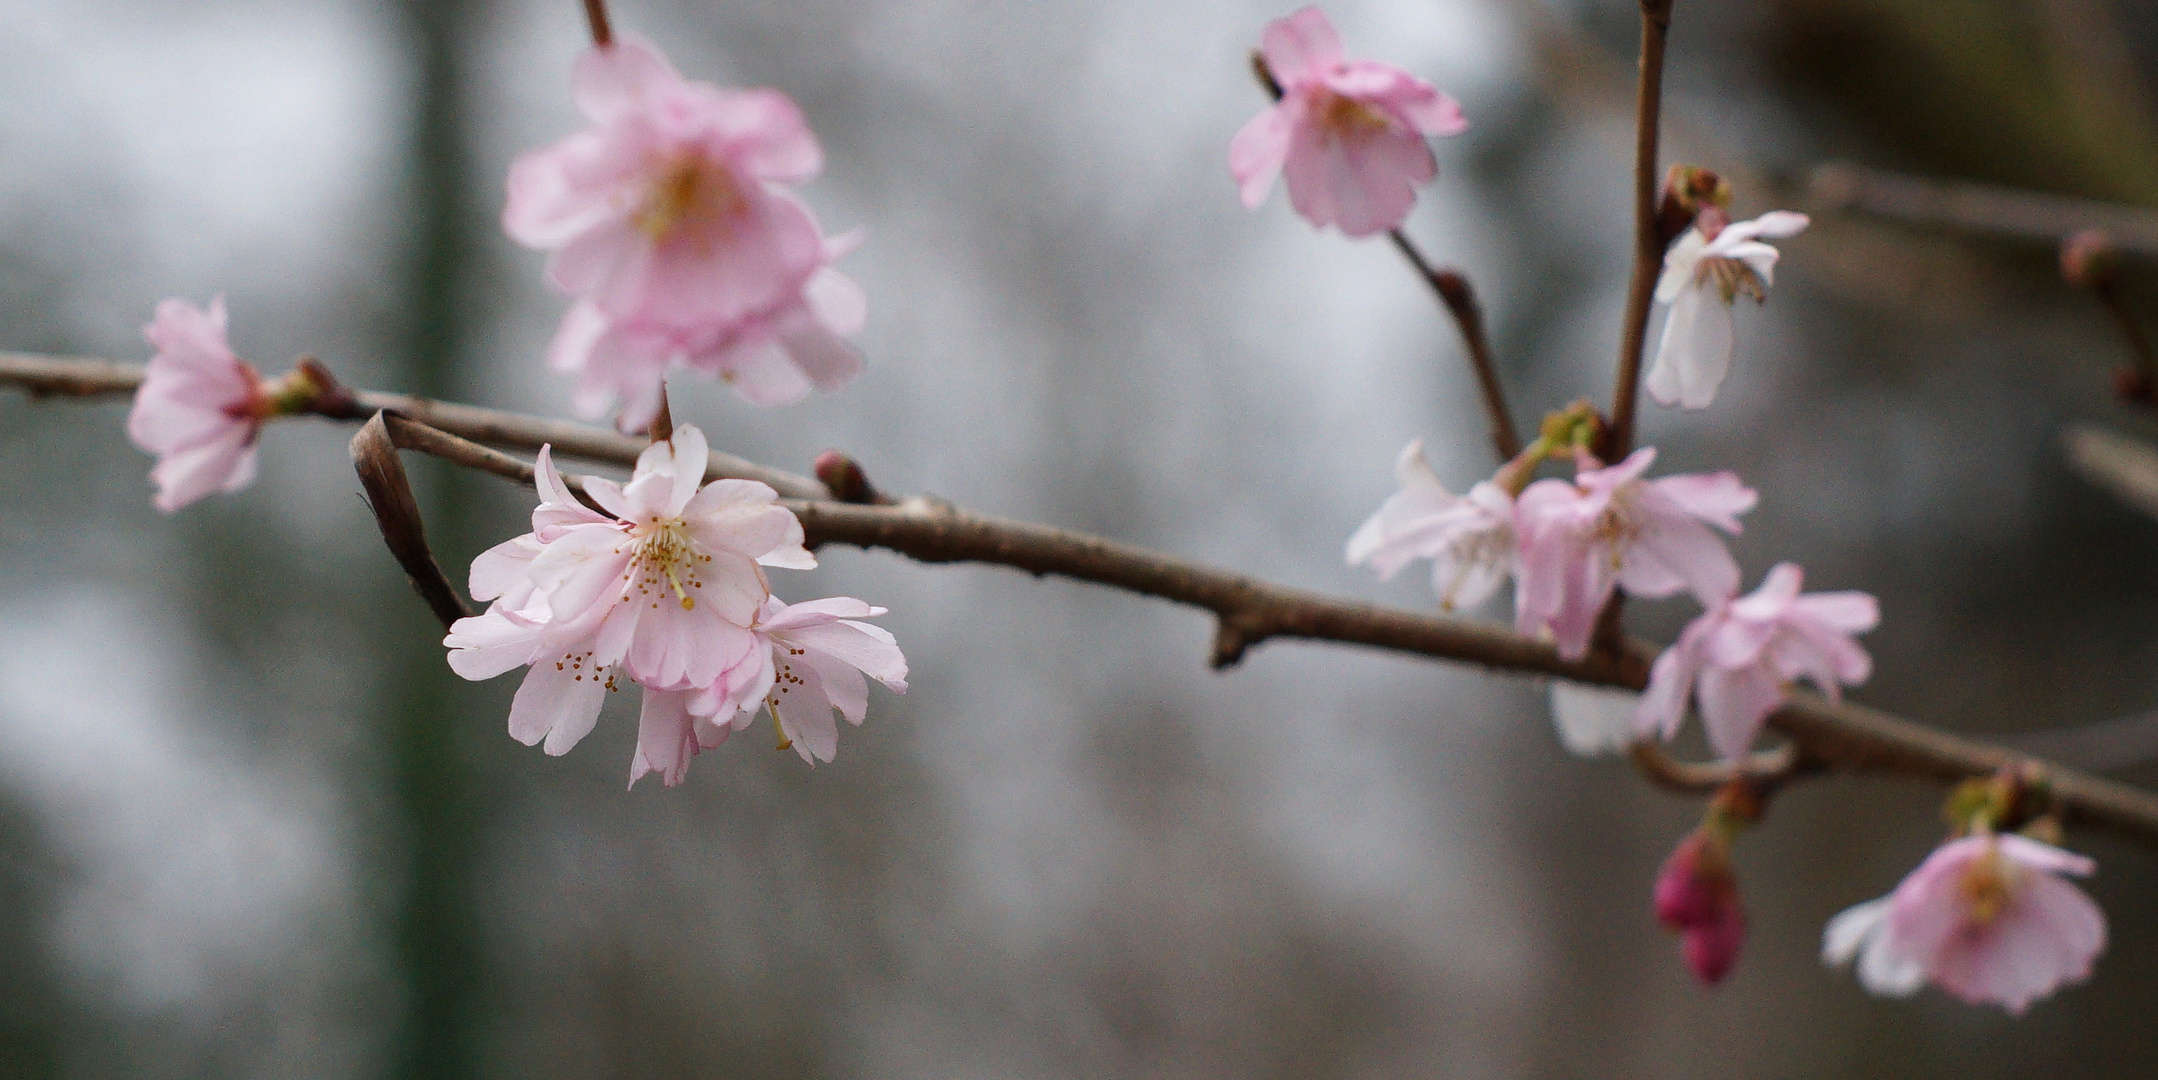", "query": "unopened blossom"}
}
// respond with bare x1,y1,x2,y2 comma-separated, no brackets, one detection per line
444,425,815,764
1229,6,1468,237
127,297,265,512
1636,562,1877,761
547,247,865,431
1655,830,1745,985
1646,210,1809,410
1513,448,1756,661
1824,834,2106,1014
1346,438,1514,611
